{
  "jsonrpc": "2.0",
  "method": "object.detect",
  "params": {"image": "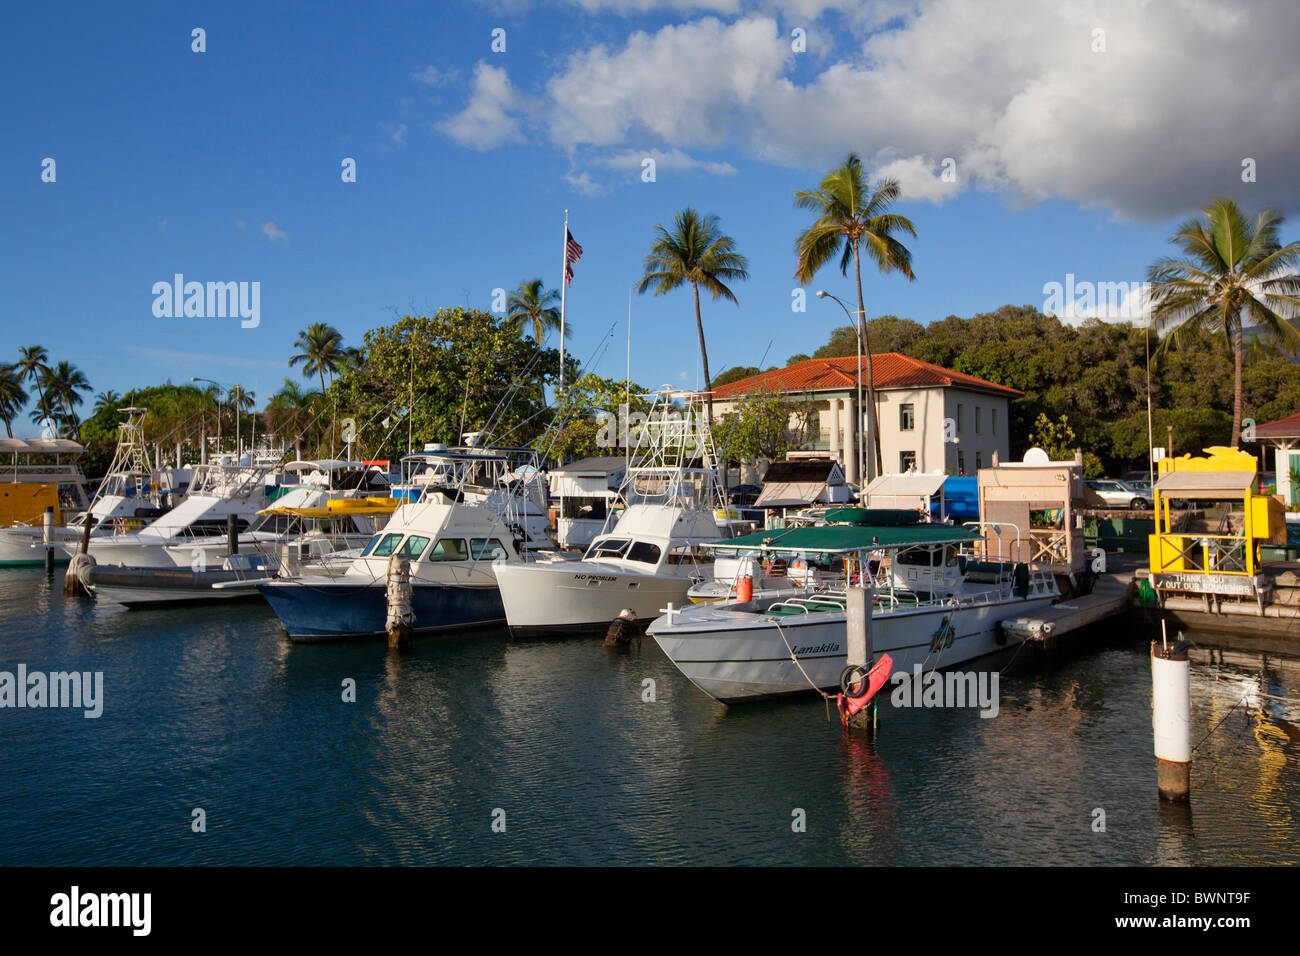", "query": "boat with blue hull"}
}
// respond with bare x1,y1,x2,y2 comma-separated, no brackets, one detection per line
257,577,505,641
256,447,552,642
